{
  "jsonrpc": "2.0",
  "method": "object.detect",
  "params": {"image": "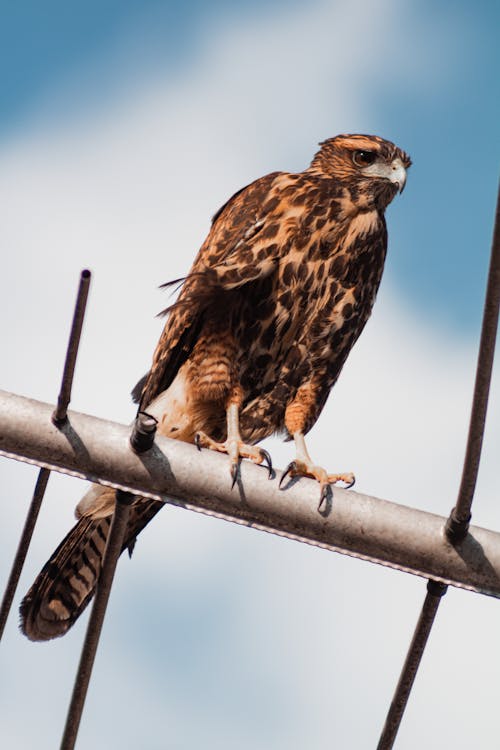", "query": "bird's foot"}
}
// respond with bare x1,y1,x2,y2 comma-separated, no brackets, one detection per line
195,431,272,488
279,459,355,510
